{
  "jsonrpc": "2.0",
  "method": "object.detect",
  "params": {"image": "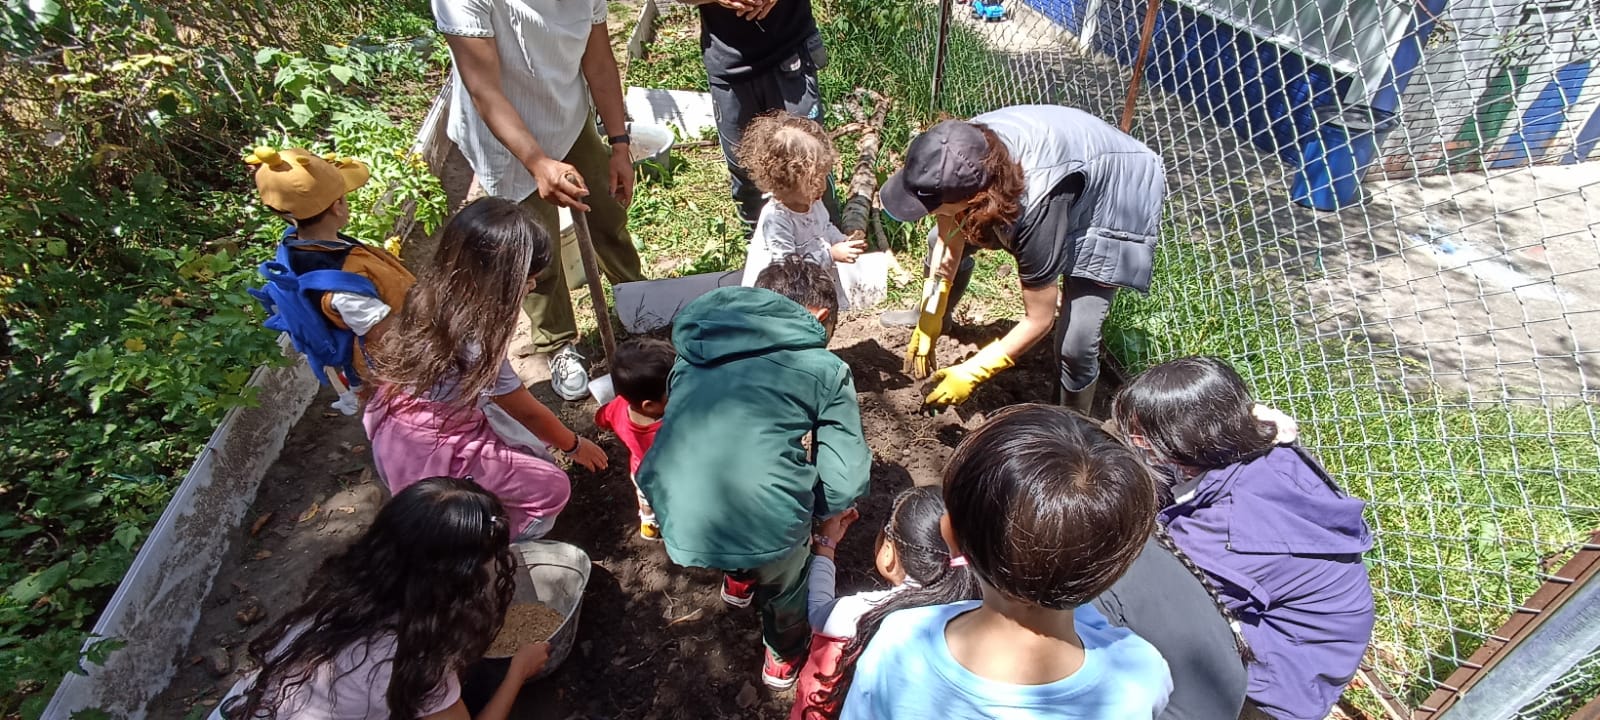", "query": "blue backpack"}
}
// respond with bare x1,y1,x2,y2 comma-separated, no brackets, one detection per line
250,228,379,388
